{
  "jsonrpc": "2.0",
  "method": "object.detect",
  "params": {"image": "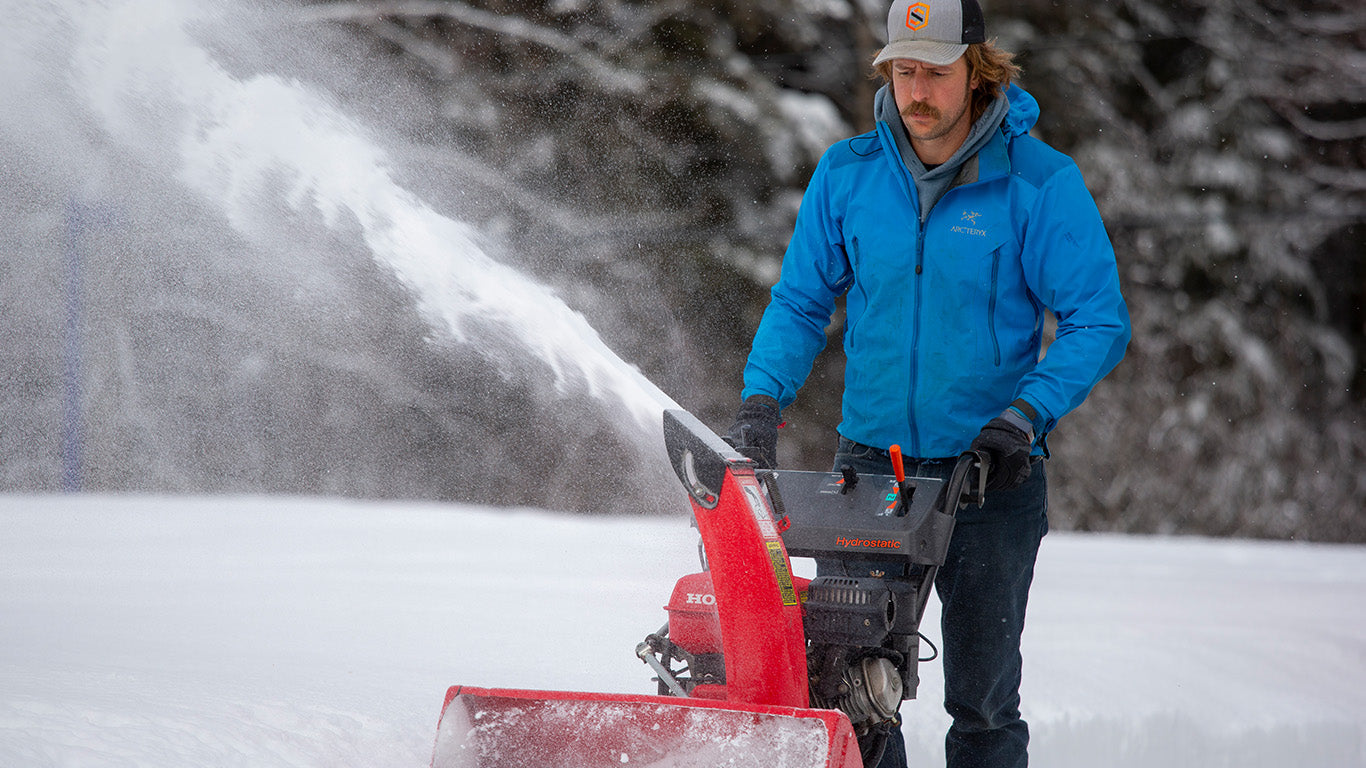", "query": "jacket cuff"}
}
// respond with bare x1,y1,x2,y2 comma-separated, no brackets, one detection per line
744,394,781,414
1014,397,1051,429
1000,403,1036,444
